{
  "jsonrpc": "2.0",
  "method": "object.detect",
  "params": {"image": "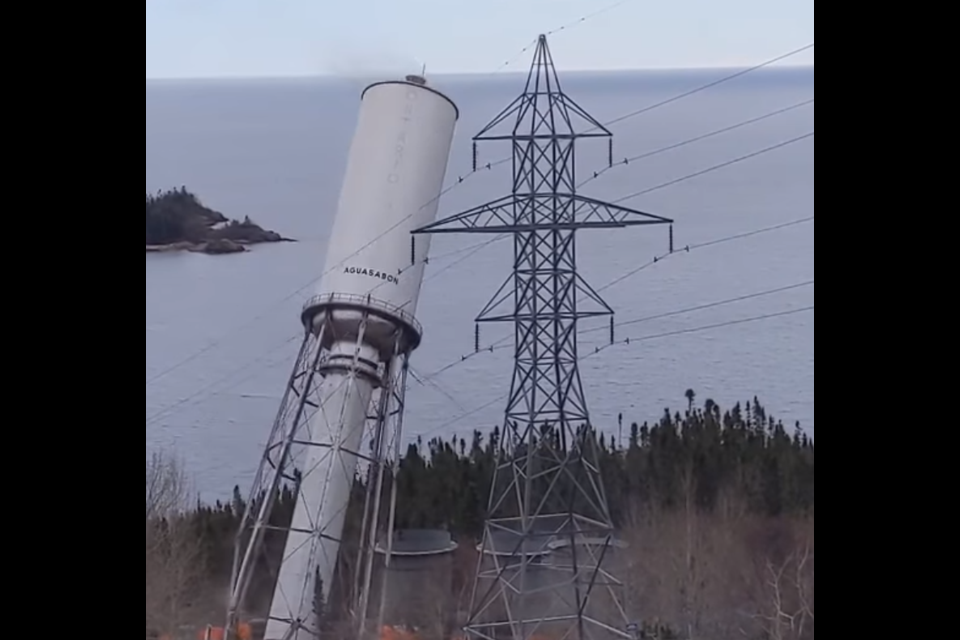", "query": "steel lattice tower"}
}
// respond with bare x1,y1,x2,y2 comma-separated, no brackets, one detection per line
414,36,673,639
225,318,413,639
